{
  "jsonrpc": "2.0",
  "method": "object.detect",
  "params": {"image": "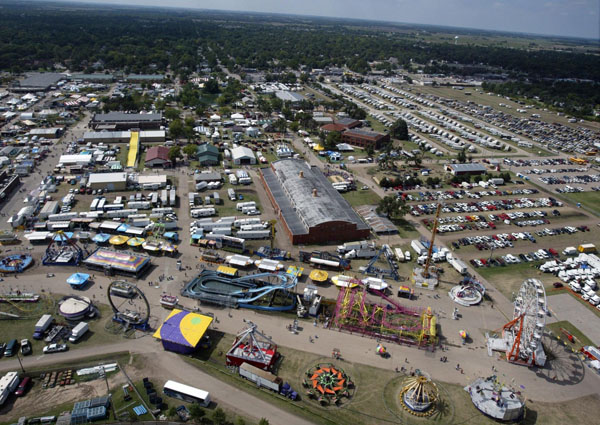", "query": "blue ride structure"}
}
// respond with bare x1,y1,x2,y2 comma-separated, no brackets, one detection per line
181,269,299,311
